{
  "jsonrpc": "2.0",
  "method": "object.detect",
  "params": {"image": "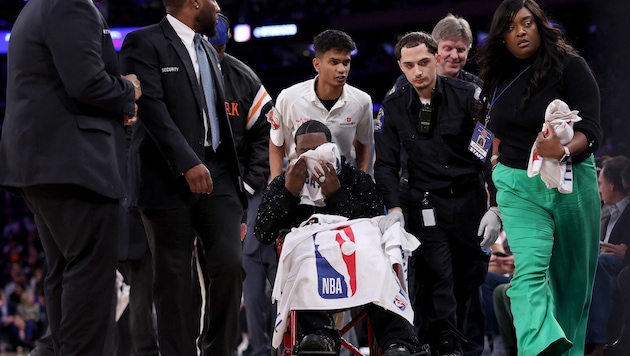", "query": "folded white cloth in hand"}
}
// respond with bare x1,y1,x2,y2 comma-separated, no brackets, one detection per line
294,142,341,206
527,99,581,193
